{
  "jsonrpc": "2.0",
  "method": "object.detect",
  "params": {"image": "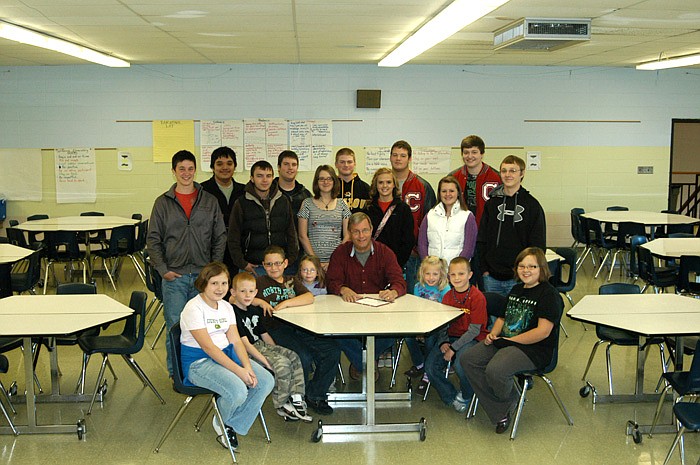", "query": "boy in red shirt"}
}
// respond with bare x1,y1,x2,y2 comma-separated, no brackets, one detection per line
424,257,488,412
